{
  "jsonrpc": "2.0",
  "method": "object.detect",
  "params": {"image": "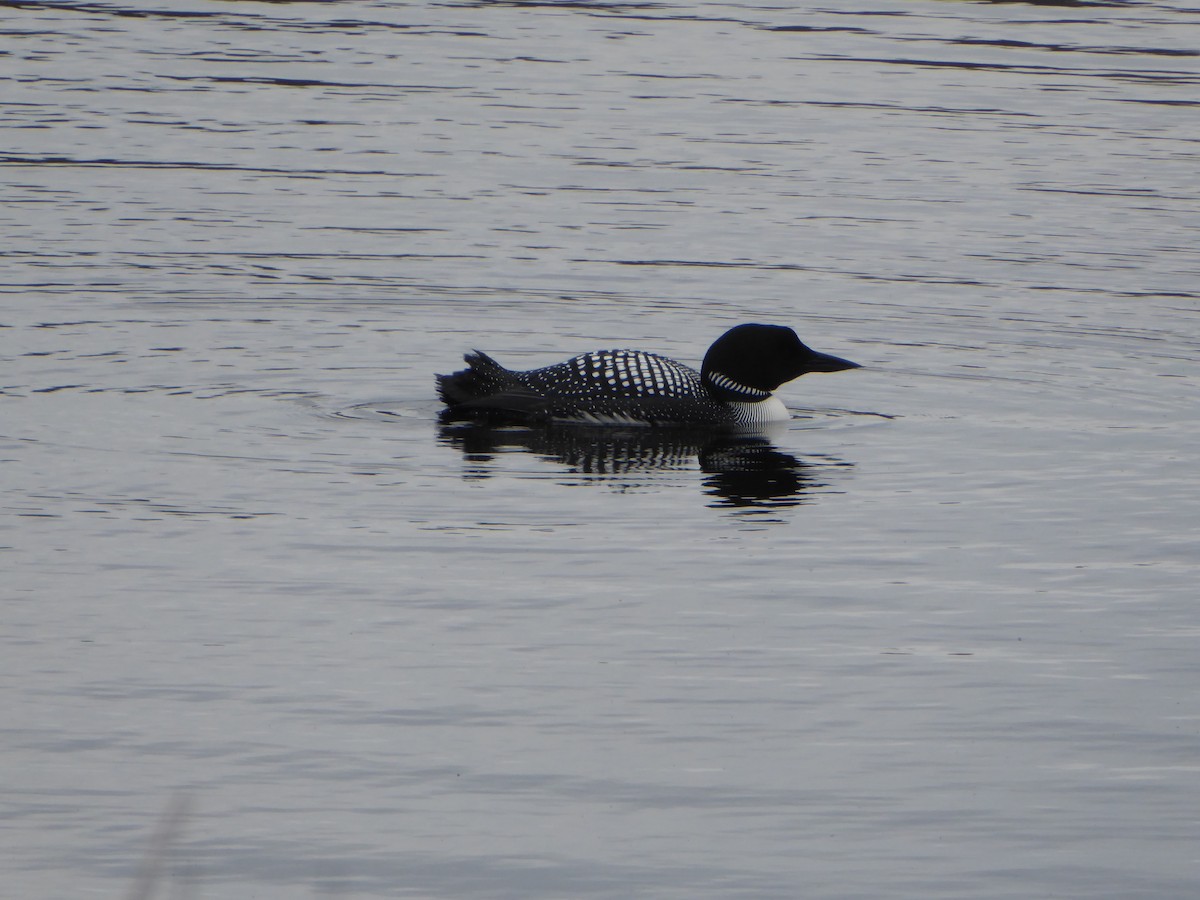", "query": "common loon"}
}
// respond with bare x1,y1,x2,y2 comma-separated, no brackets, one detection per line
437,323,860,429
